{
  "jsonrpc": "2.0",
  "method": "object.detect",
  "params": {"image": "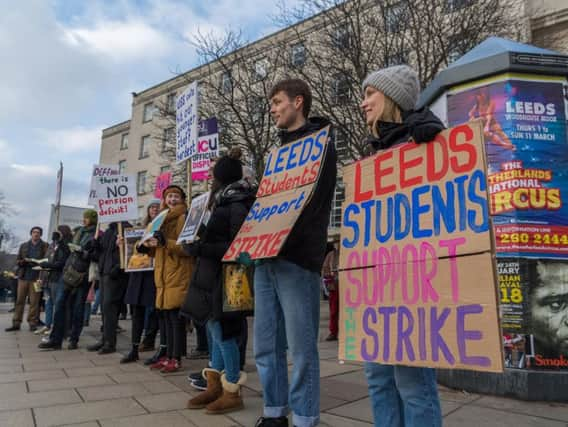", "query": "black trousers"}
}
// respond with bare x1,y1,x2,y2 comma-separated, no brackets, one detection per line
141,307,159,347
195,321,208,352
130,304,145,345
163,308,185,360
101,274,126,349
